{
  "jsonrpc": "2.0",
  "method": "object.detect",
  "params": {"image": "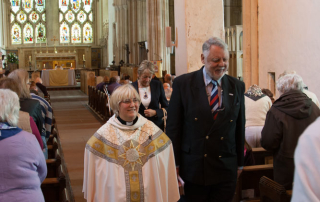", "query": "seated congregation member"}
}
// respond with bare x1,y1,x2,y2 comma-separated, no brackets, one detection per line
8,70,44,144
0,78,44,149
96,76,109,92
262,88,275,103
245,84,272,147
34,77,49,97
83,84,180,202
261,73,320,189
279,70,320,108
30,87,53,159
0,89,47,202
107,76,121,95
292,117,320,202
132,60,168,131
